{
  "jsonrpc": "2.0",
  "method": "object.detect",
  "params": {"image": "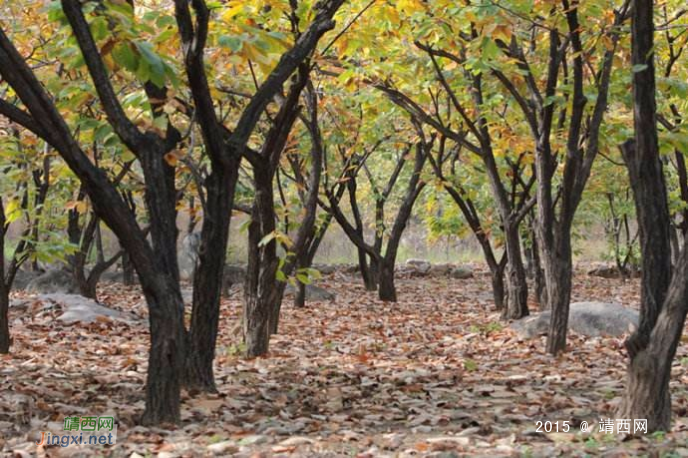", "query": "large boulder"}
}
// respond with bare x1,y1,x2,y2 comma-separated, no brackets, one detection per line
428,263,454,277
179,232,201,280
11,293,140,324
10,269,43,291
285,284,336,302
450,266,474,279
510,302,638,338
406,259,432,275
25,269,79,294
